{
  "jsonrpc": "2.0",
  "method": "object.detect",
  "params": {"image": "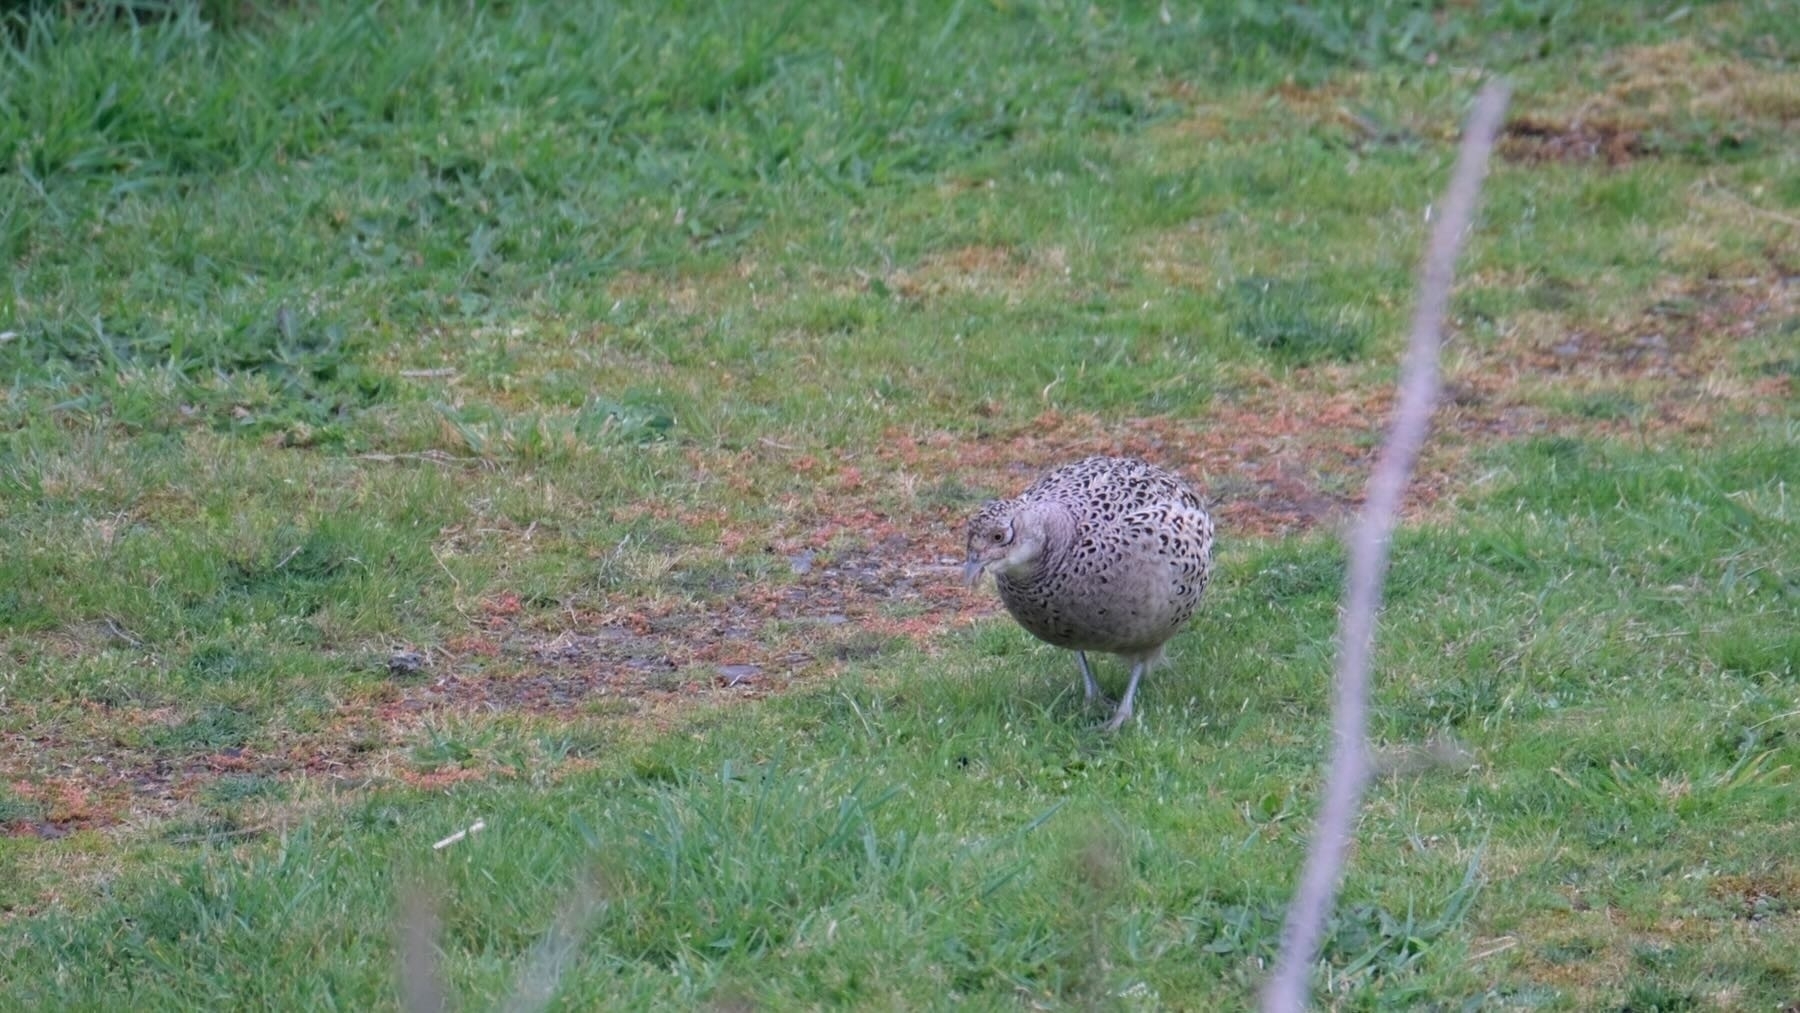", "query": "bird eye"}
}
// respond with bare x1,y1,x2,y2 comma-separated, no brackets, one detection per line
990,531,1005,542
